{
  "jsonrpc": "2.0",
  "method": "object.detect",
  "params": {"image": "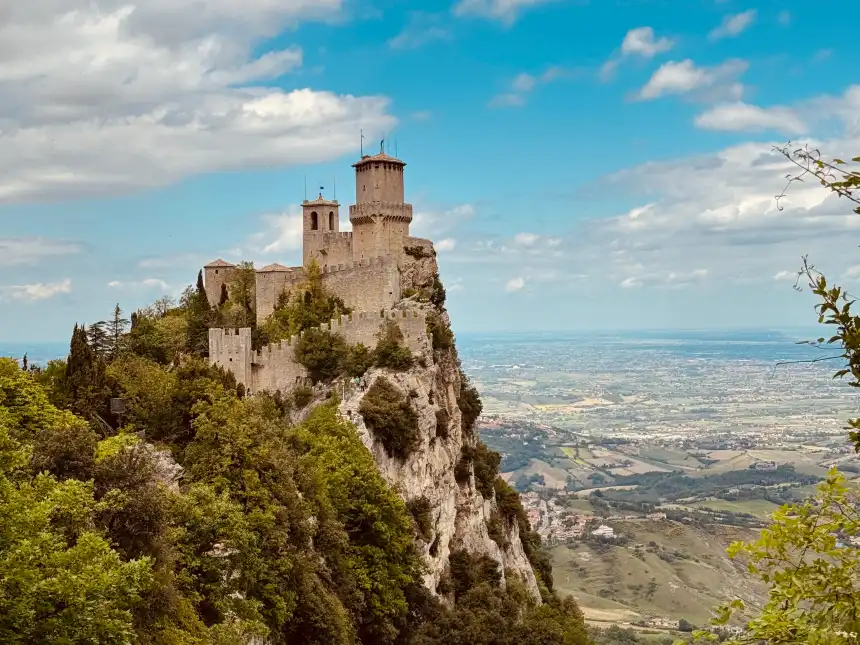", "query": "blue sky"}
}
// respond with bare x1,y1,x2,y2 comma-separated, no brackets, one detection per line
2,0,859,342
